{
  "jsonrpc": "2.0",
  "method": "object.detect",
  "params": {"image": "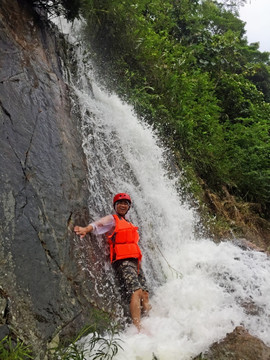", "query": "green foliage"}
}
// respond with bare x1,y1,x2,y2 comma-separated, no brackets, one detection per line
77,0,270,213
87,325,123,360
49,322,123,360
36,0,270,215
0,335,33,360
245,63,270,102
50,341,86,360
